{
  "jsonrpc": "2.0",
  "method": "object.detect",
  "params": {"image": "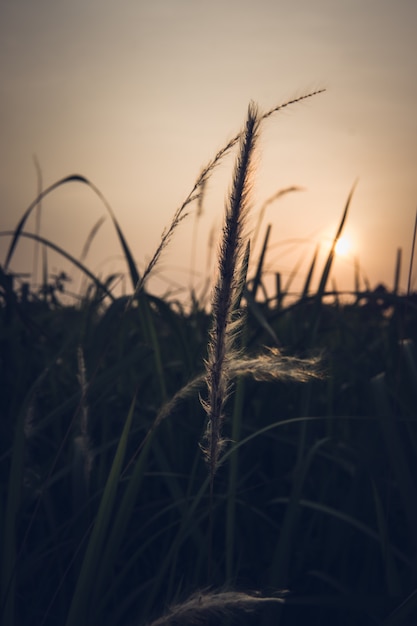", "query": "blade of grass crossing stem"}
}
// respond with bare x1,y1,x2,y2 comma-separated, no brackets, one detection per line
269,438,331,588
383,588,417,626
138,294,168,402
311,183,356,339
354,257,361,296
89,428,157,617
400,341,417,470
142,477,212,617
371,480,403,596
393,248,402,294
275,273,282,307
407,208,417,295
243,287,279,345
296,187,356,471
250,224,271,300
371,373,417,551
65,394,136,626
400,339,417,401
145,418,332,616
301,245,319,299
41,245,48,301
